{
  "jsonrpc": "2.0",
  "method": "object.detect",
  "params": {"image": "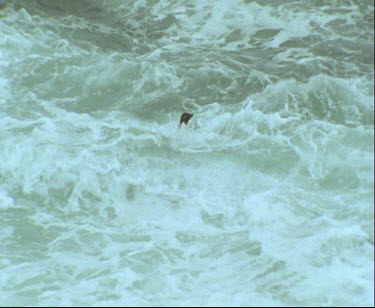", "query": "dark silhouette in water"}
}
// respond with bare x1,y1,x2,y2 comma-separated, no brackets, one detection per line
179,113,193,127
